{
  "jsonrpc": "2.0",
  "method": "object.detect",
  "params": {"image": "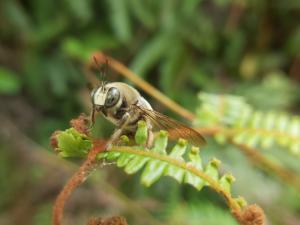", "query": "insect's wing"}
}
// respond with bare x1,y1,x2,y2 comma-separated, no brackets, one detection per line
133,105,206,146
